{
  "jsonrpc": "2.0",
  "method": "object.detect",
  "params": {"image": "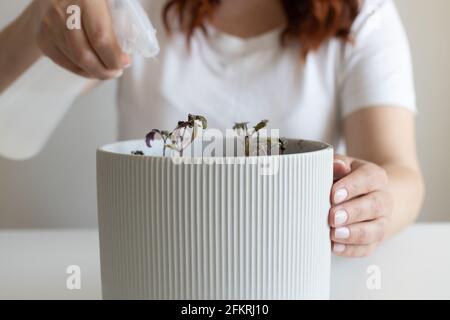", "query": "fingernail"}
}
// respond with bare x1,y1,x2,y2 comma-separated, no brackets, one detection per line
334,210,348,226
333,243,346,253
124,63,132,69
335,227,350,239
334,188,348,204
